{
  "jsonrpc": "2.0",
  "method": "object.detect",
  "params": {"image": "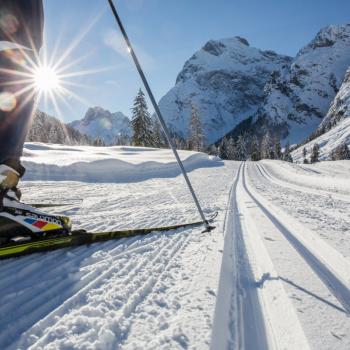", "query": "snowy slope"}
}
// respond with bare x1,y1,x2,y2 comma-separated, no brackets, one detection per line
70,107,132,145
22,143,222,182
251,24,350,144
292,67,350,161
1,146,350,349
292,118,350,161
2,144,232,350
318,67,350,132
158,37,291,144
